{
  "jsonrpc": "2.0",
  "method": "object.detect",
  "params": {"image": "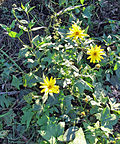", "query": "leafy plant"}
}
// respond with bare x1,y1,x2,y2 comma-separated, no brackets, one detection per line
0,0,119,143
